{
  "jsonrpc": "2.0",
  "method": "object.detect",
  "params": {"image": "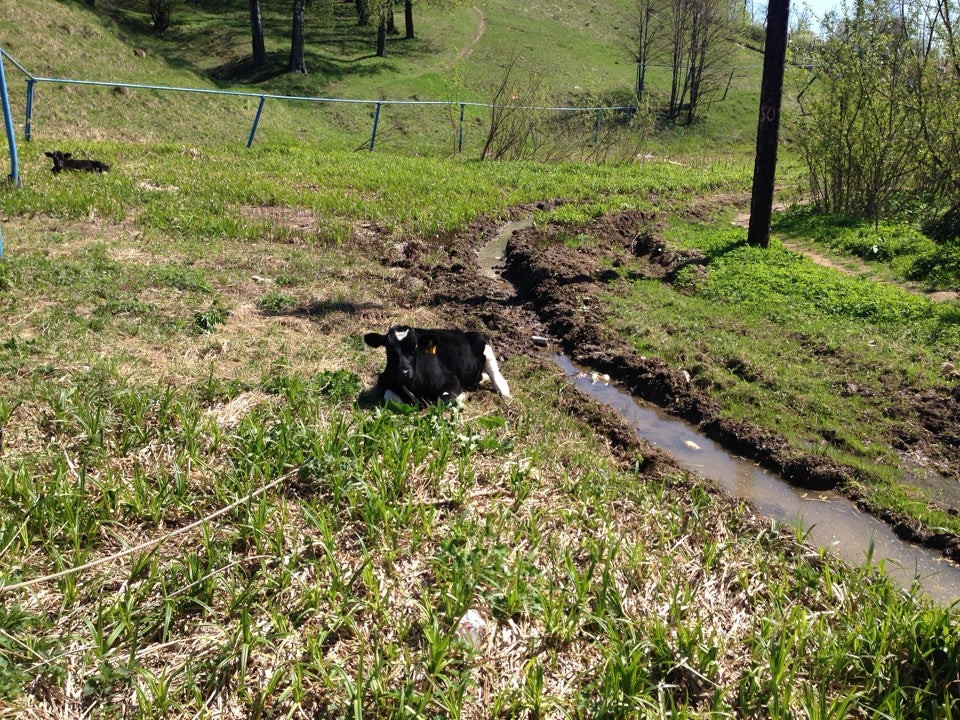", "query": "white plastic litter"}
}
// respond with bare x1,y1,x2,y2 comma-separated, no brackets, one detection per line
455,608,488,648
